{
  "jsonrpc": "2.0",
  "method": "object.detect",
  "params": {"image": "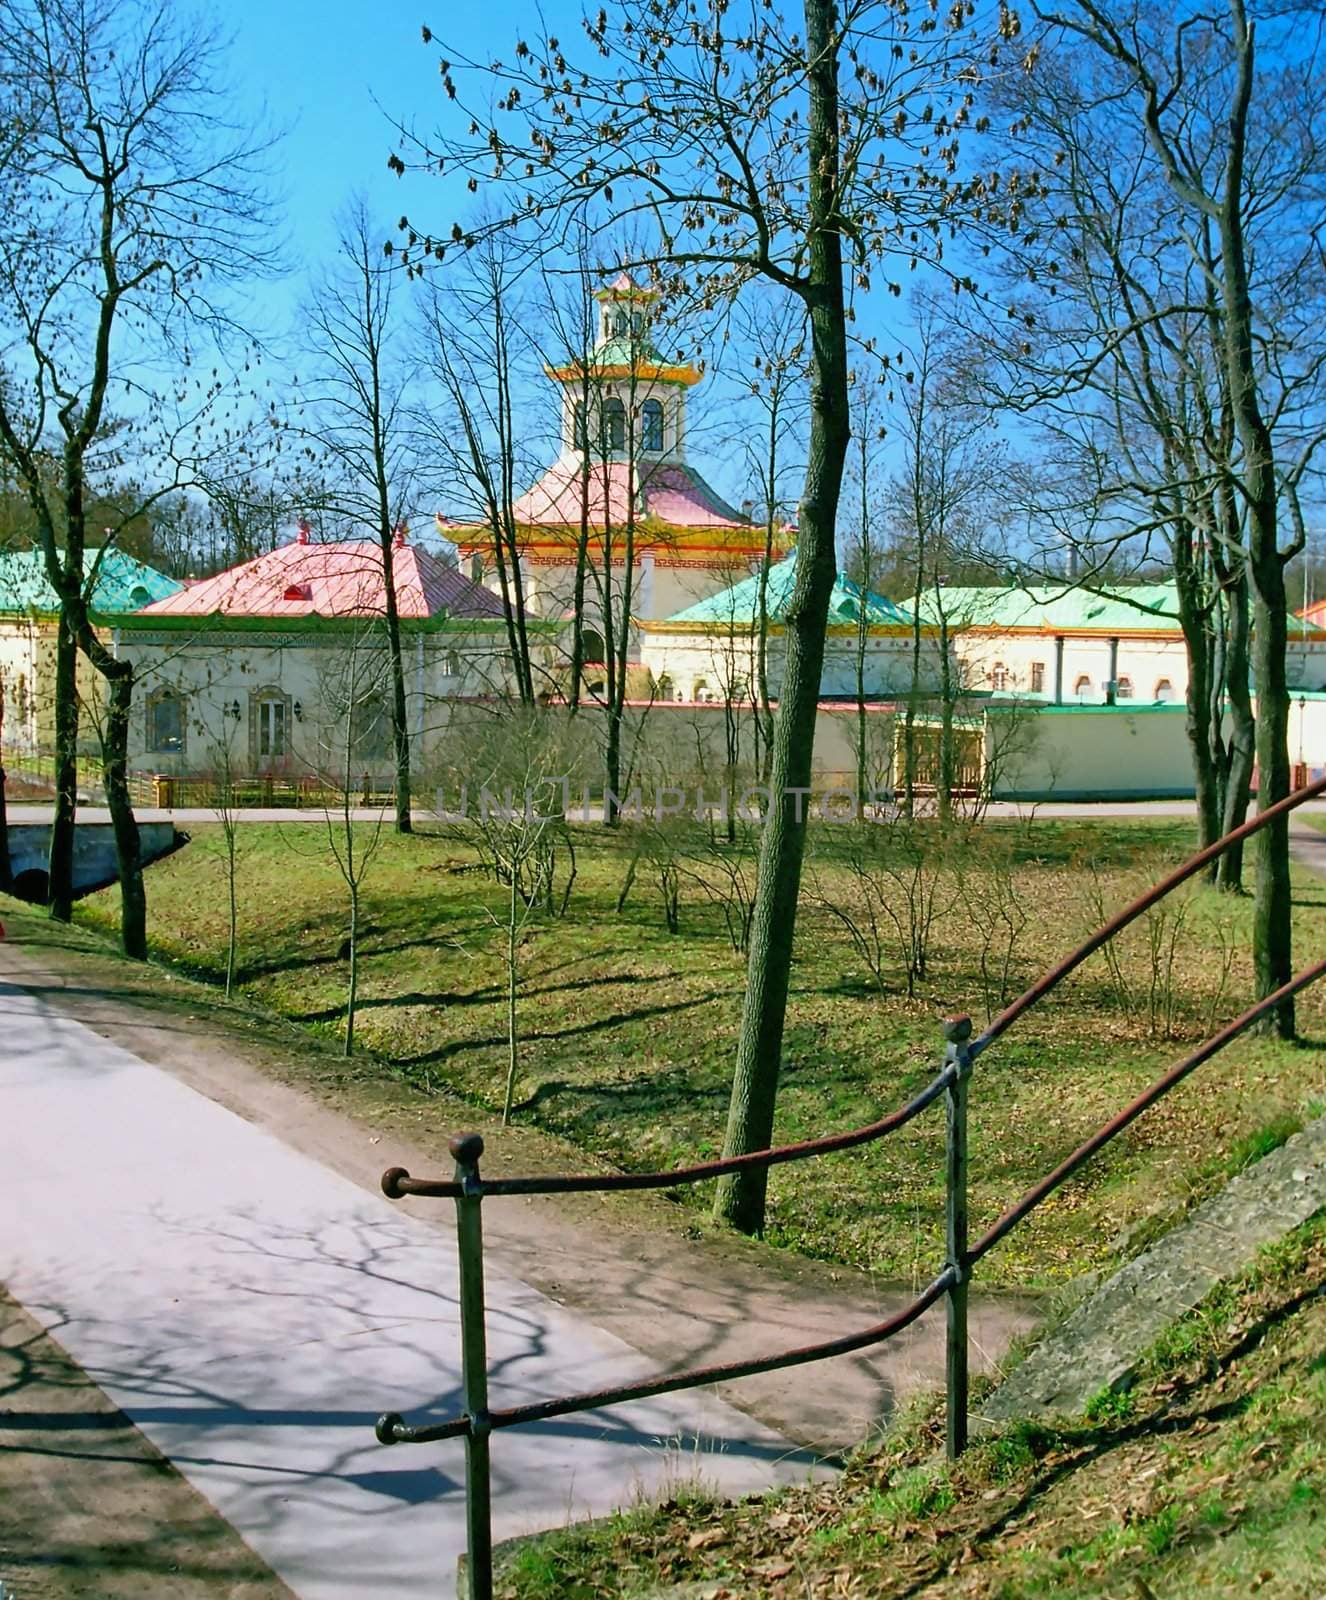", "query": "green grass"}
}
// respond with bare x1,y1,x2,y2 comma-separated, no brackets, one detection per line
485,1217,1326,1598
74,814,1326,1286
